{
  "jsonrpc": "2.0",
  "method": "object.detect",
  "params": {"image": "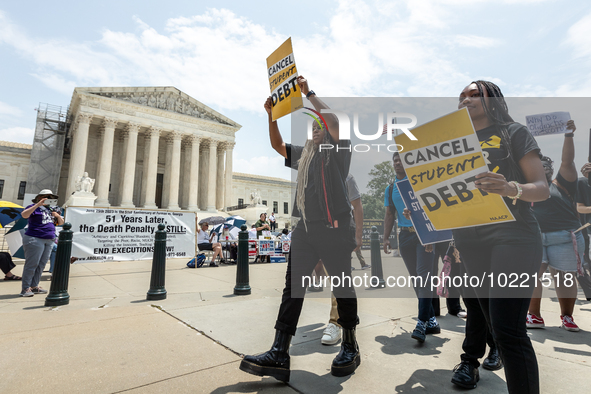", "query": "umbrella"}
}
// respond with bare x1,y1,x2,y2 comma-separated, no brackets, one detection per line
225,215,246,229
5,218,28,259
198,216,225,226
0,201,23,228
211,223,241,240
